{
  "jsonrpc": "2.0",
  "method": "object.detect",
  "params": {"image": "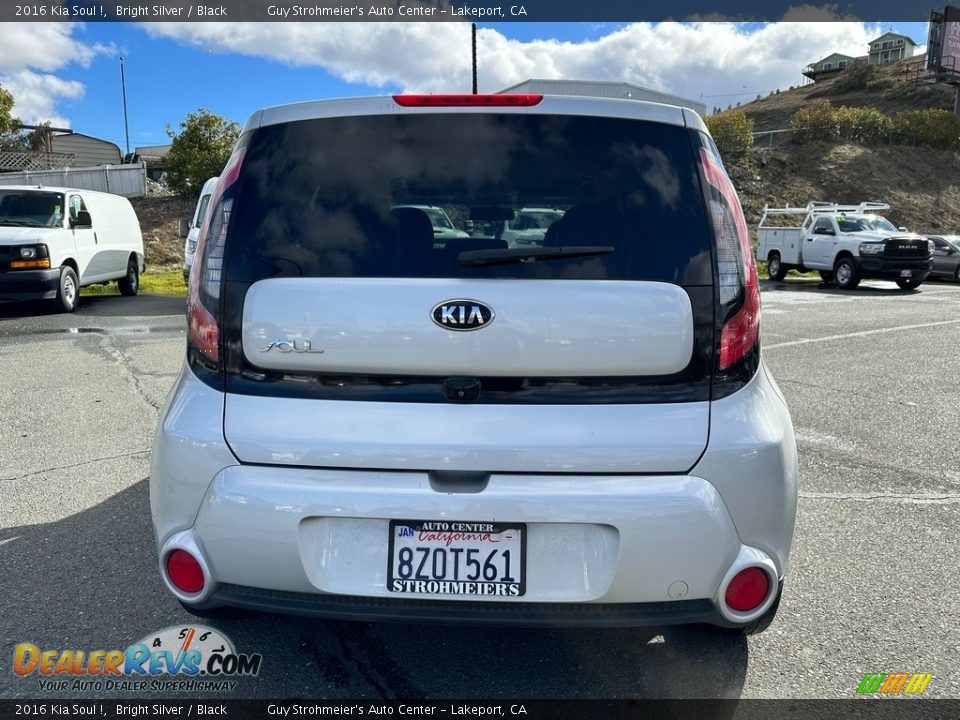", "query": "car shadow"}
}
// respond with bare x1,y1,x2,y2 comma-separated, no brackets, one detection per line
760,279,923,296
0,480,748,702
0,294,186,320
